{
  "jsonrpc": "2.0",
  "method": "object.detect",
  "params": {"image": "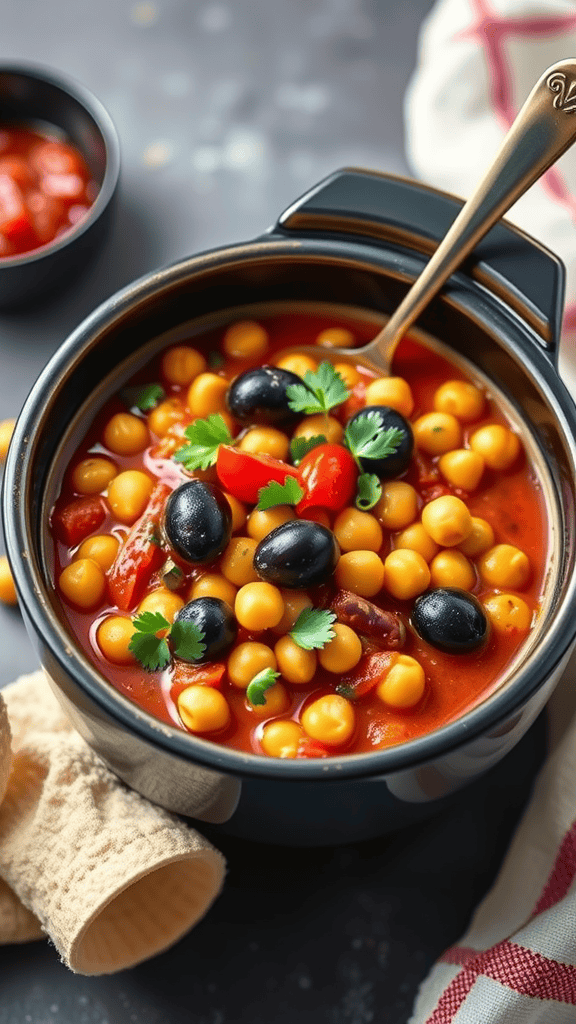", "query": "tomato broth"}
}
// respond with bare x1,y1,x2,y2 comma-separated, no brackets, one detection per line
50,310,549,758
